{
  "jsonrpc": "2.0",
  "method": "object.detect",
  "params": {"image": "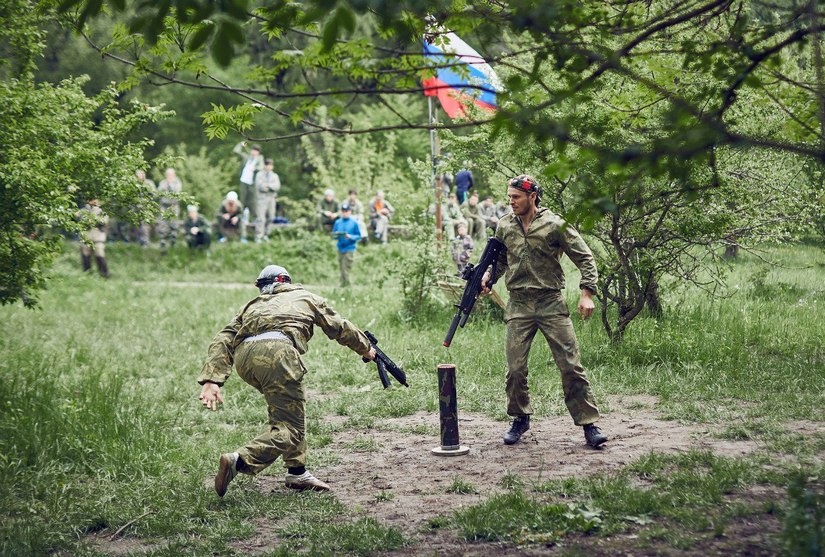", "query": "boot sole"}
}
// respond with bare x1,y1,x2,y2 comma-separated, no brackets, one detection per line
215,455,234,497
285,483,330,492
